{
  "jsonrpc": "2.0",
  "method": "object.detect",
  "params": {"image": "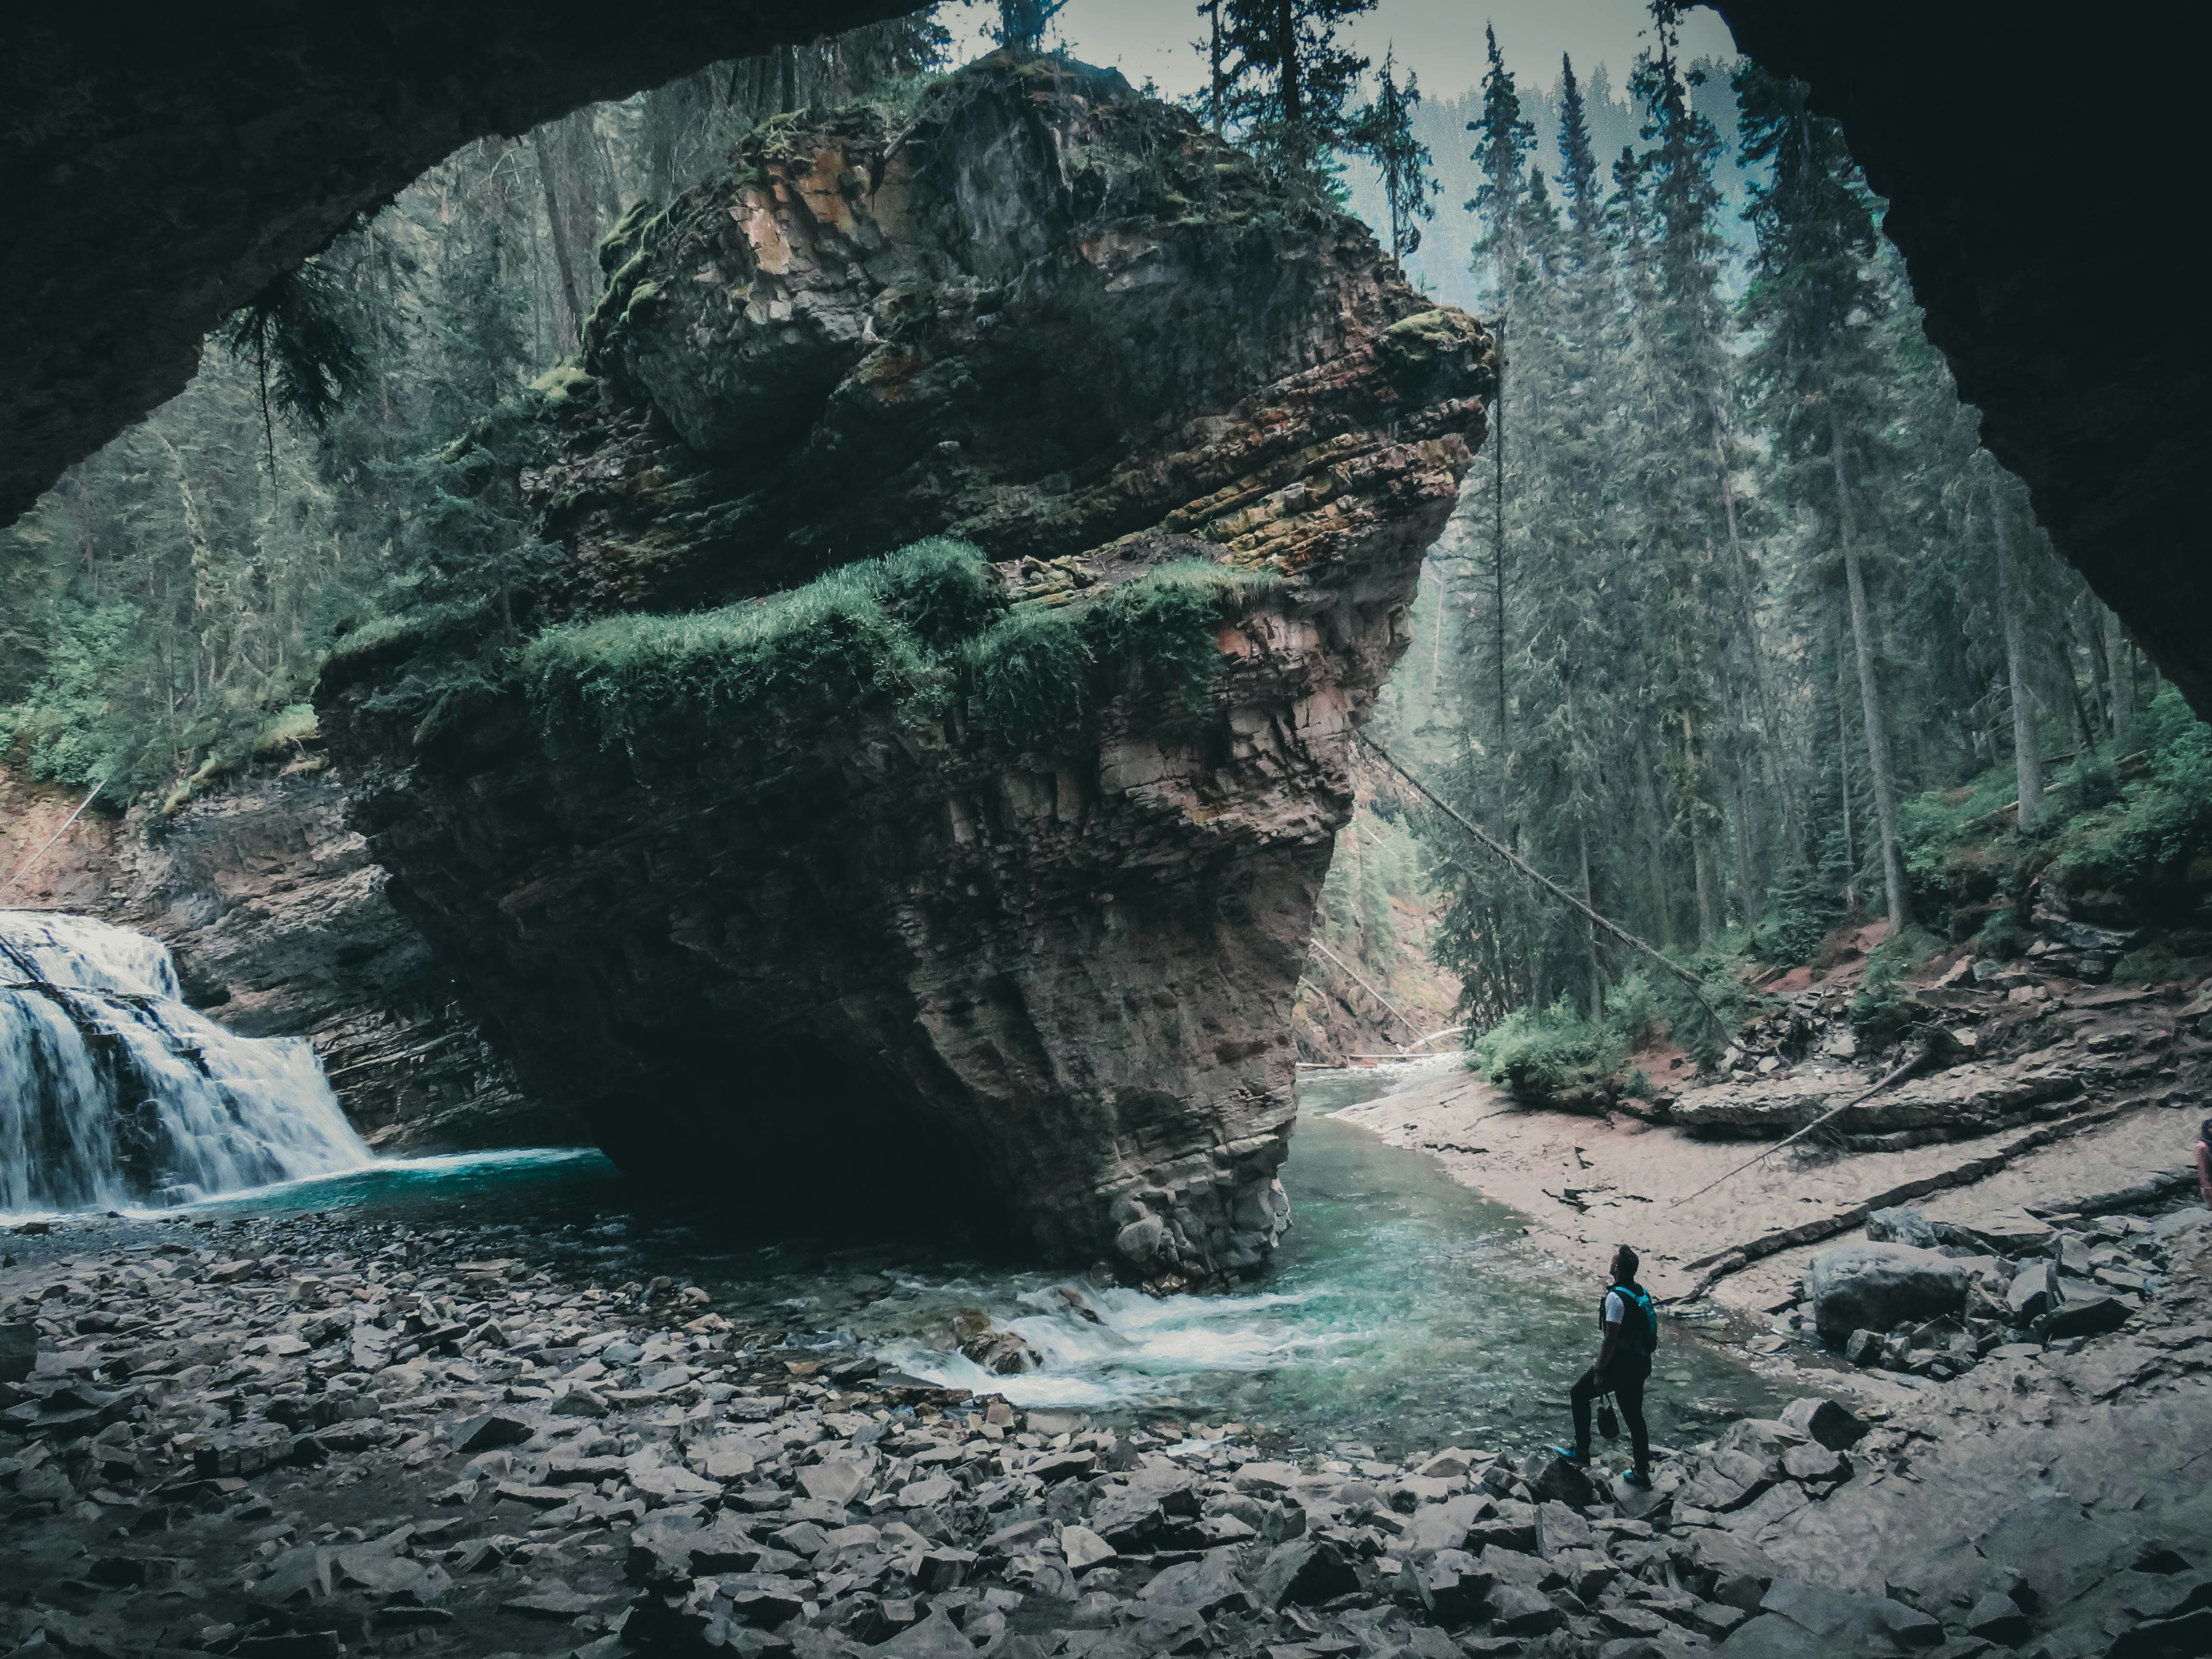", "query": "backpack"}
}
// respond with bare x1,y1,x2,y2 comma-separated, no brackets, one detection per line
1606,1282,1659,1359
